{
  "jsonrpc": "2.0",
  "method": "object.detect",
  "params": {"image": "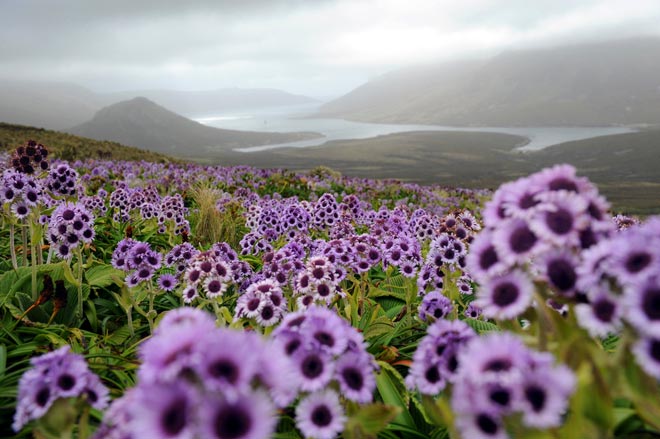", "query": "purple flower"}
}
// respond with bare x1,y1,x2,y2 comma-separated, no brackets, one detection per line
475,270,534,320
158,273,179,292
129,380,198,439
493,219,542,265
418,290,453,321
632,335,660,379
202,391,276,439
624,275,660,337
519,366,575,428
295,390,346,439
575,288,622,337
334,351,376,403
406,320,475,395
13,346,109,432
